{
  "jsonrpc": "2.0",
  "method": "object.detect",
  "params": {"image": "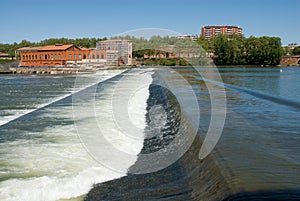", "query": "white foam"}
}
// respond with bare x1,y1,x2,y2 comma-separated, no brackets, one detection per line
0,115,124,201
73,69,153,173
0,69,153,201
0,70,125,127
